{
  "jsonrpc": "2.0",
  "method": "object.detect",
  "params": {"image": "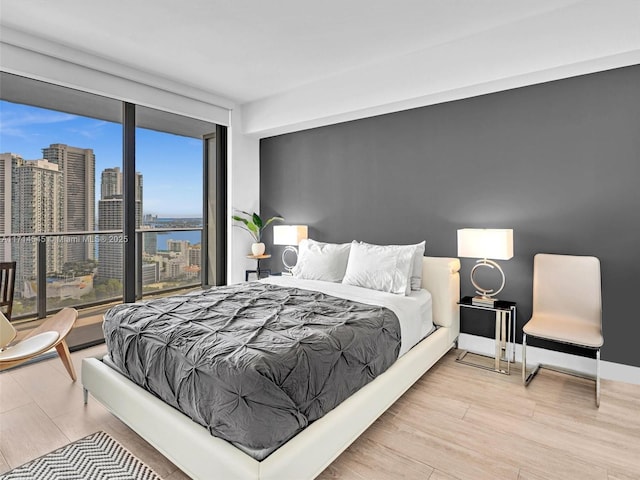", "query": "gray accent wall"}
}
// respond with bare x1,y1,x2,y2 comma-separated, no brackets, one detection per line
260,65,640,368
